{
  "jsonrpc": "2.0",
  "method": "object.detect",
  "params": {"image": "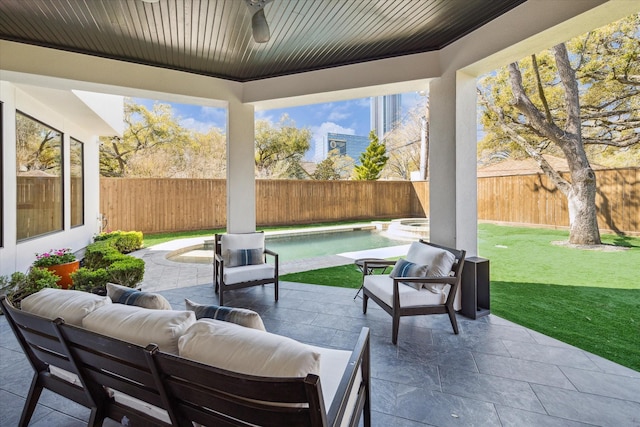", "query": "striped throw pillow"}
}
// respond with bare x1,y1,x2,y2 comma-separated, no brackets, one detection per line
224,248,264,267
185,299,266,331
389,258,429,290
106,282,172,310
